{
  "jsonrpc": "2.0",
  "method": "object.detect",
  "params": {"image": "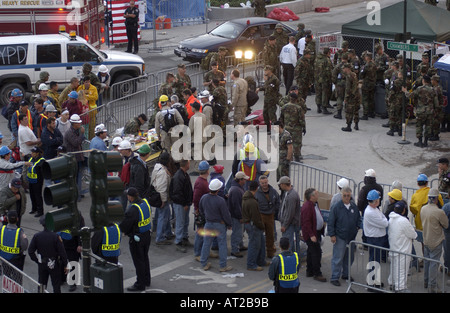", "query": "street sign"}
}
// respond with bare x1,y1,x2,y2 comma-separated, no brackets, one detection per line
387,41,419,52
